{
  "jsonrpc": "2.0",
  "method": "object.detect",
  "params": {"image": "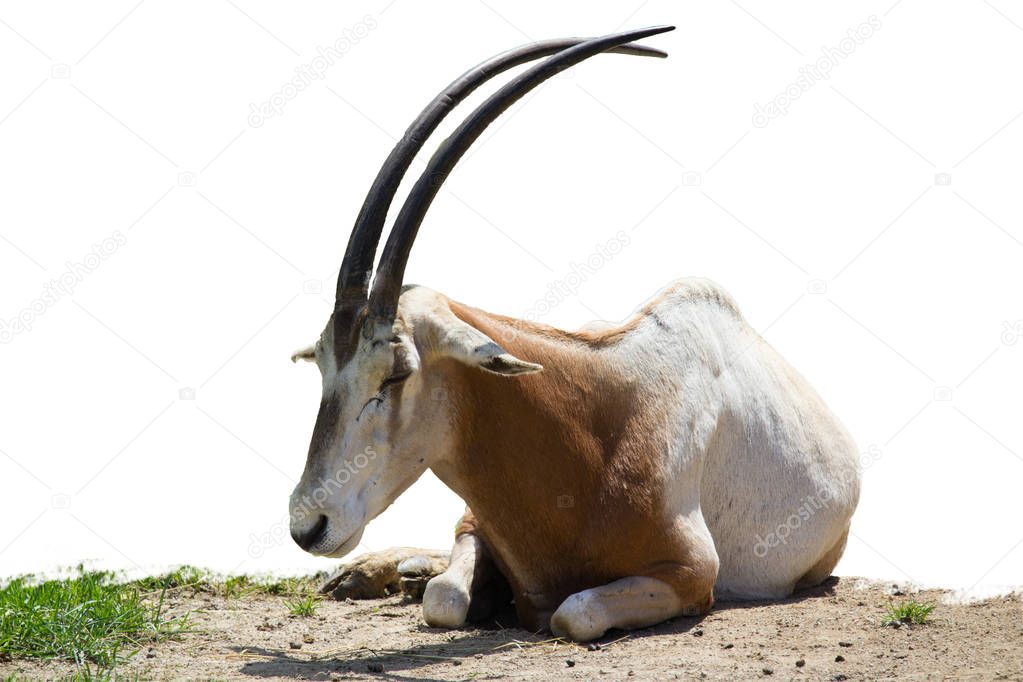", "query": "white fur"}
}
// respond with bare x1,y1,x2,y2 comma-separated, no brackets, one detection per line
610,279,859,598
